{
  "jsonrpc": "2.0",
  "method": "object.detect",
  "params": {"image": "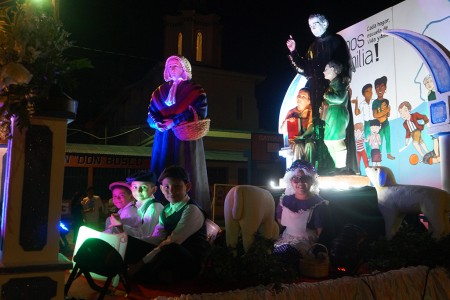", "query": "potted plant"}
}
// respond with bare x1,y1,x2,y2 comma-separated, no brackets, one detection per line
0,0,91,140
